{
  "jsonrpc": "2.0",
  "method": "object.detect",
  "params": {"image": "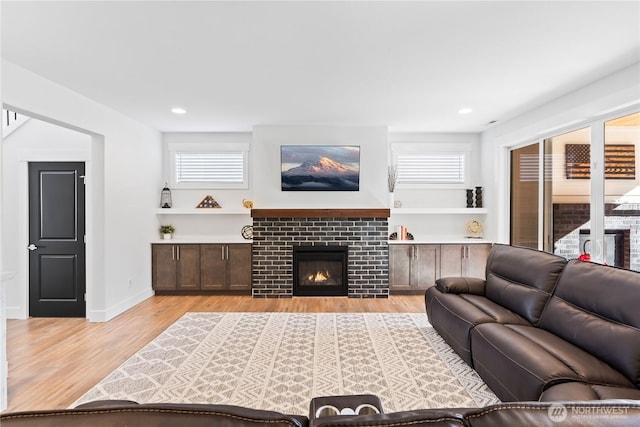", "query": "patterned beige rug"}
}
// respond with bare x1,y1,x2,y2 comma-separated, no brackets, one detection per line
74,312,499,414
